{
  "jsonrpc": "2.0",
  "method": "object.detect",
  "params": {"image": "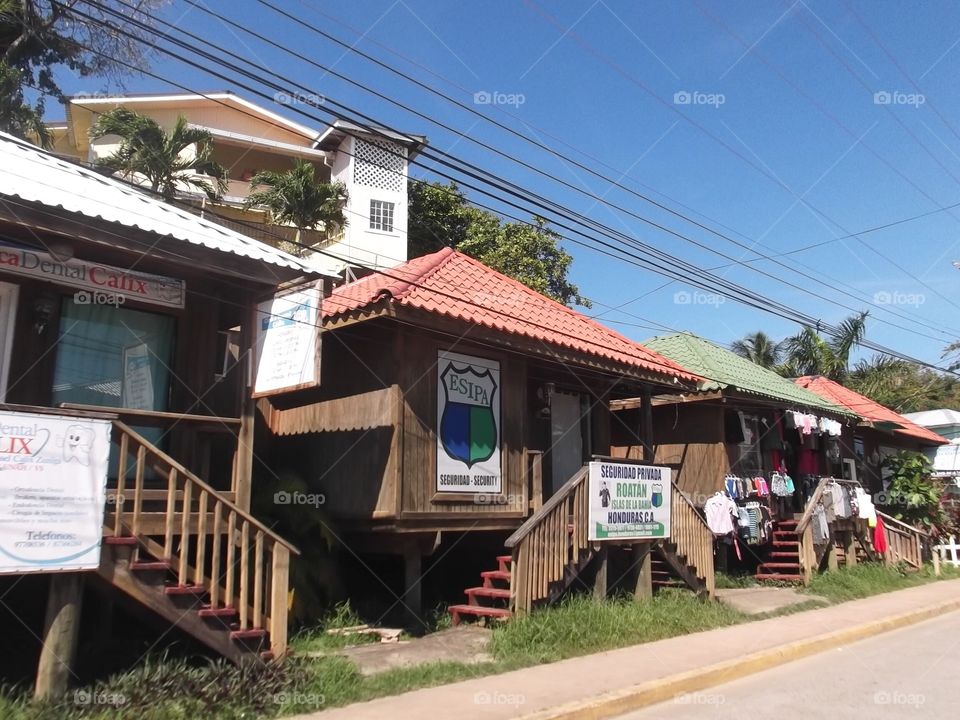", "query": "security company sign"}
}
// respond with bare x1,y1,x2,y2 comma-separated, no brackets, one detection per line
588,461,671,541
436,351,501,494
0,411,111,573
